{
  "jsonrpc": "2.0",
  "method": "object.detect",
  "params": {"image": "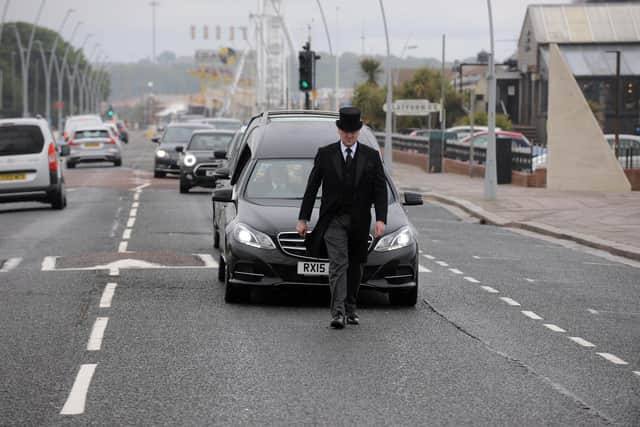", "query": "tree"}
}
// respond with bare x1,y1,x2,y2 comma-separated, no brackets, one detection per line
157,51,176,65
352,82,386,129
359,57,382,86
454,111,512,130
